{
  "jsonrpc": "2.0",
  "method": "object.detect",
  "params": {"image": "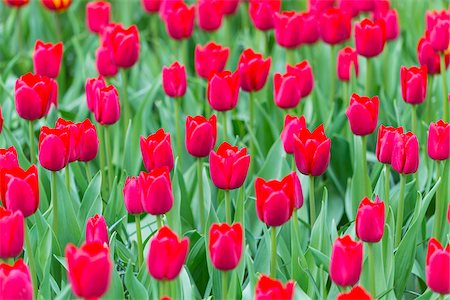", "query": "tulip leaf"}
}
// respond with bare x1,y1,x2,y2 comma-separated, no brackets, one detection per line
308,246,330,273
77,171,102,227
124,261,148,300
